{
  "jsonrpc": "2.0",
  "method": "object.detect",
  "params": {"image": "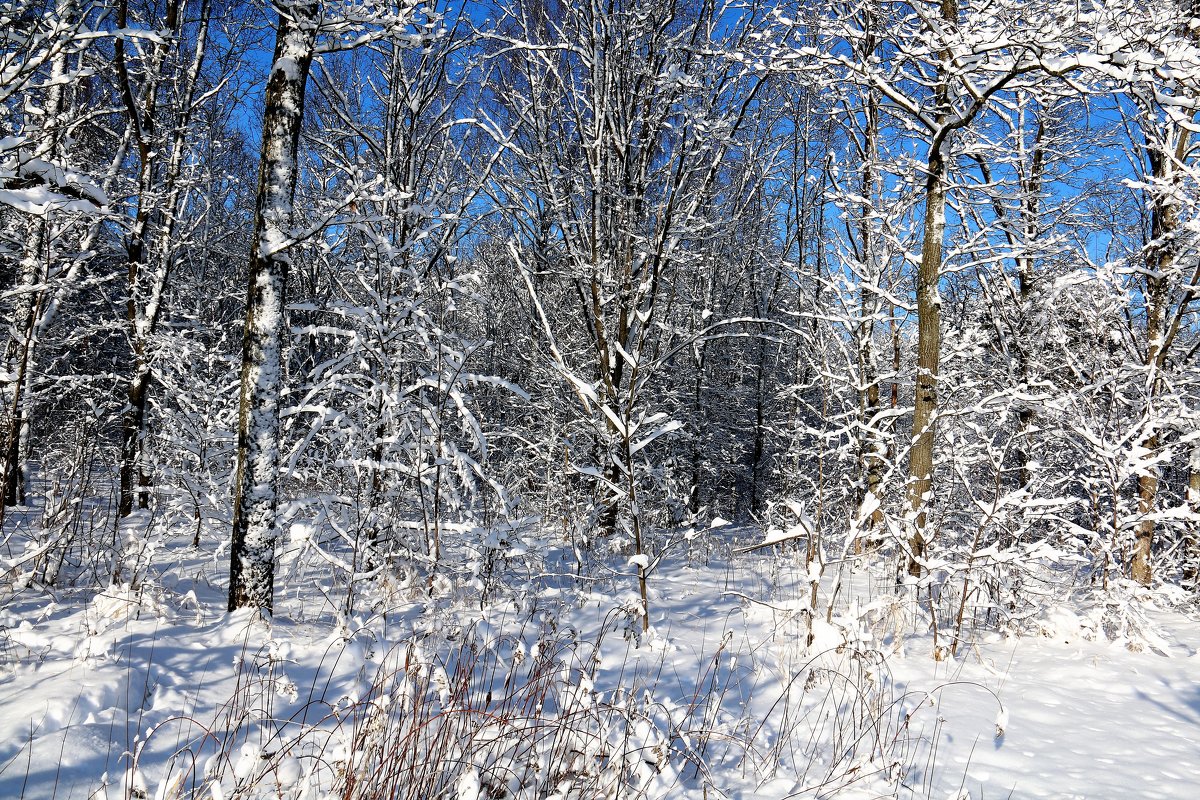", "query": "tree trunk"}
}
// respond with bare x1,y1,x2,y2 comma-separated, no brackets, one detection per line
1014,115,1046,492
2,0,75,511
1130,125,1188,585
3,223,43,508
688,344,707,515
857,61,883,534
118,372,151,518
905,0,956,577
1131,274,1167,586
906,149,946,576
116,0,206,518
228,2,317,612
1132,442,1158,586
1185,446,1200,589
